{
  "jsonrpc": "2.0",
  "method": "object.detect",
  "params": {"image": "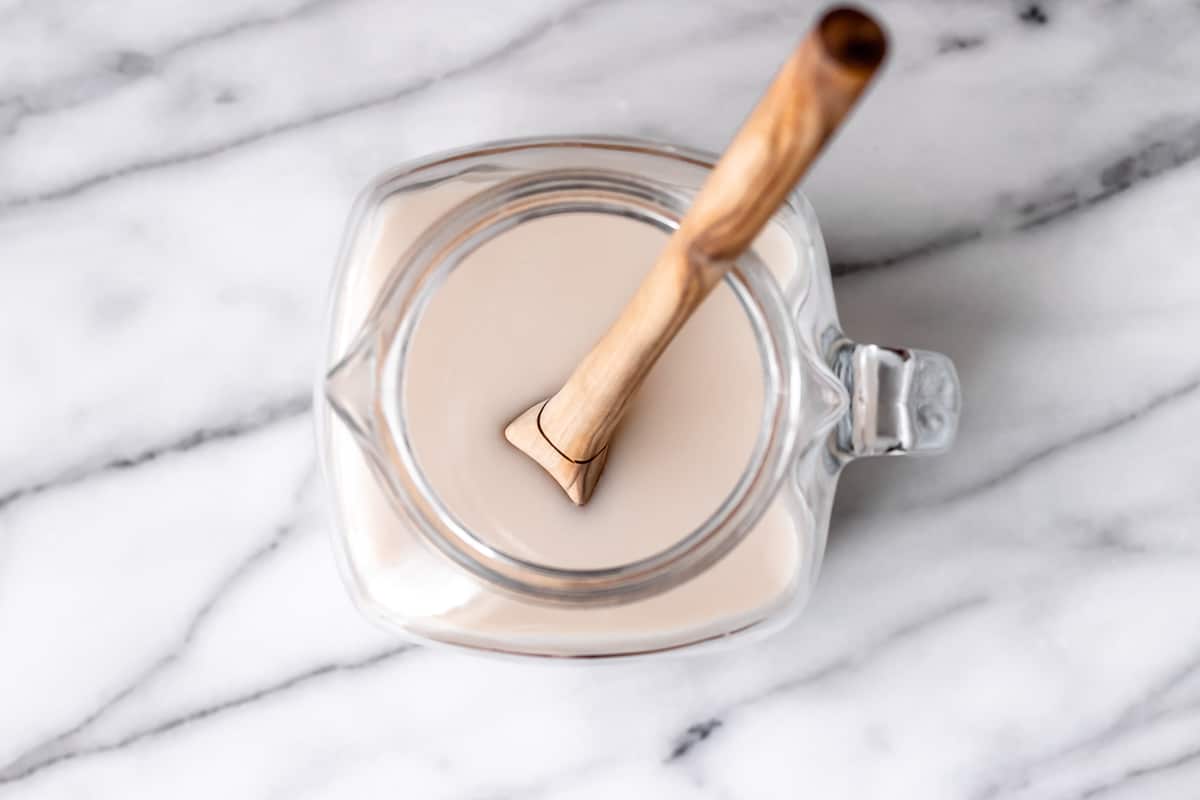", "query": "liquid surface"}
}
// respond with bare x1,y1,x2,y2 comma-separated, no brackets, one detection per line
404,213,767,570
325,176,809,654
